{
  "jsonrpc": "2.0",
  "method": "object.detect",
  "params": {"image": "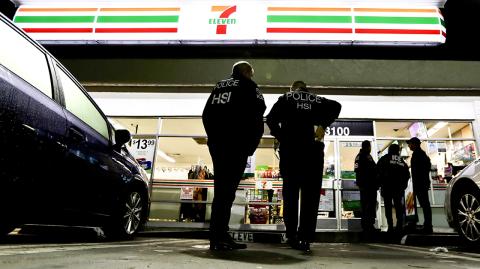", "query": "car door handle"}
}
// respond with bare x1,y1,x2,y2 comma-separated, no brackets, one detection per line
69,127,85,142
